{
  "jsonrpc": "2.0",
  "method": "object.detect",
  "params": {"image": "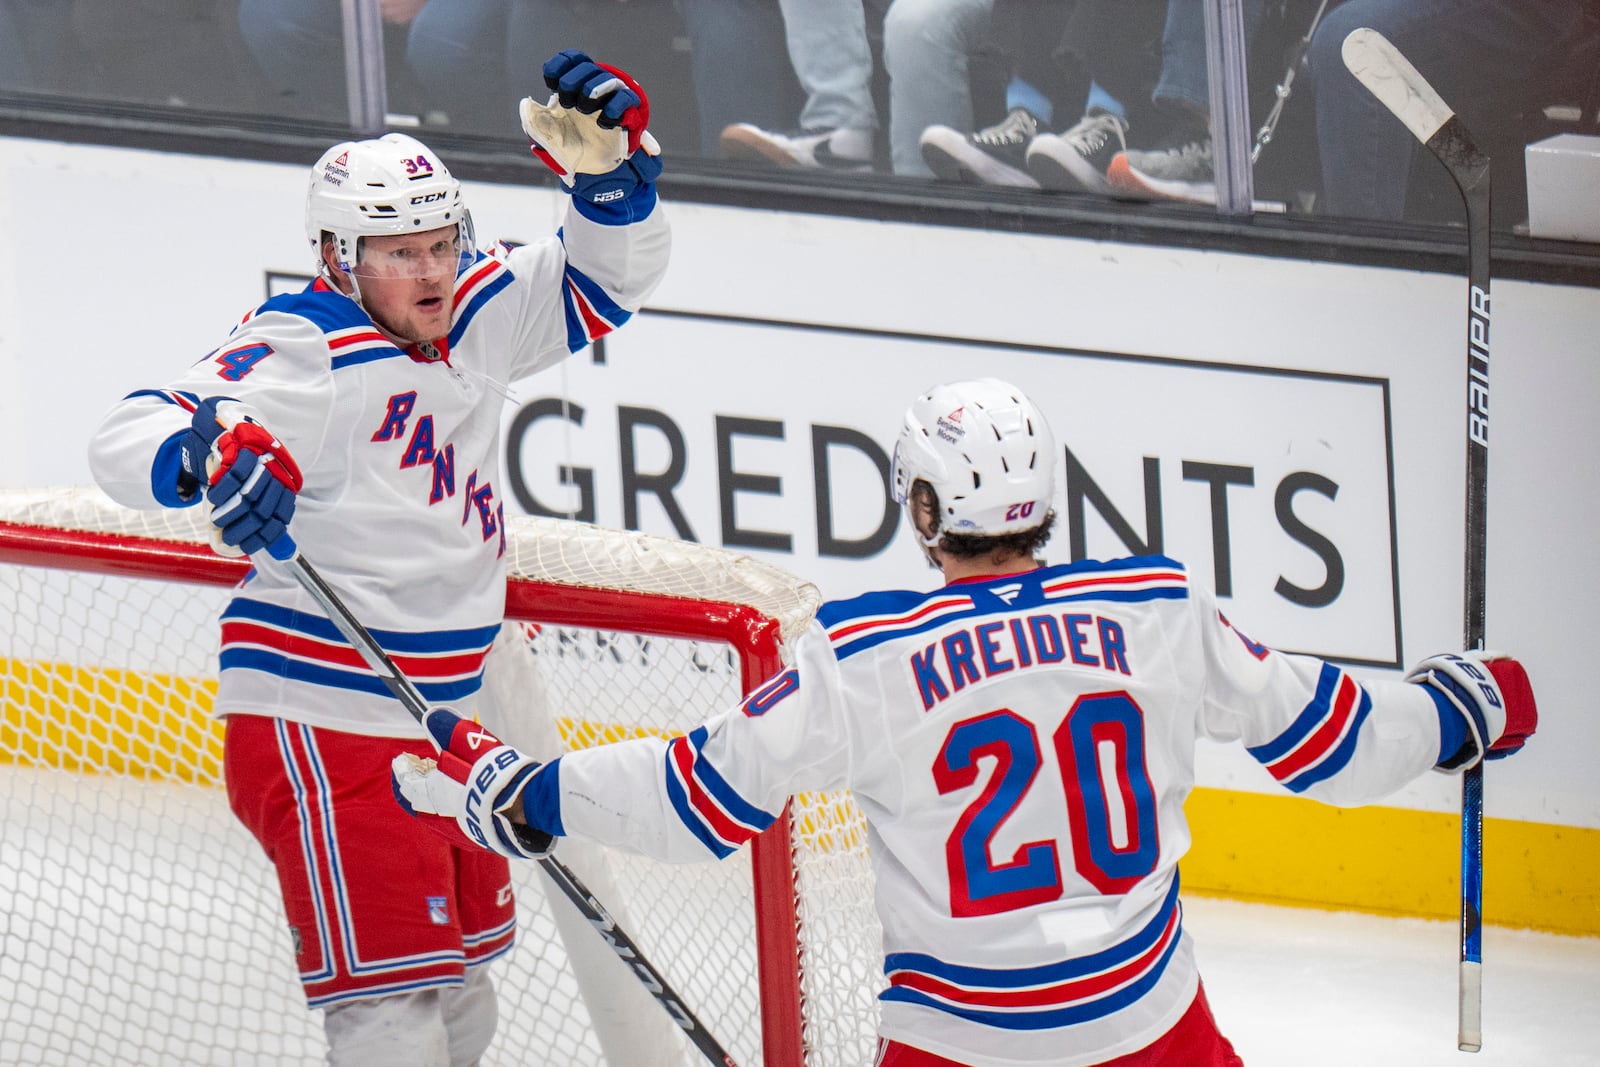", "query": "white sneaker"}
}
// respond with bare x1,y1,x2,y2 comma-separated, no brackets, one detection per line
719,124,874,170
919,107,1041,188
1025,109,1128,193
